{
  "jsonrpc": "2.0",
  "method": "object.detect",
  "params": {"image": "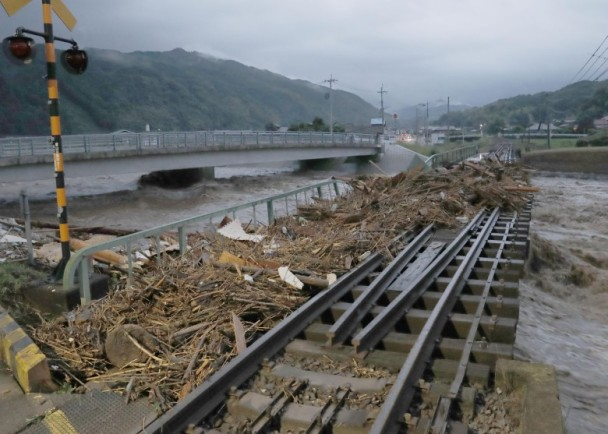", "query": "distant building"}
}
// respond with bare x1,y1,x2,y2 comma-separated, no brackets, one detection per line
593,115,608,130
527,122,558,133
370,118,385,135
